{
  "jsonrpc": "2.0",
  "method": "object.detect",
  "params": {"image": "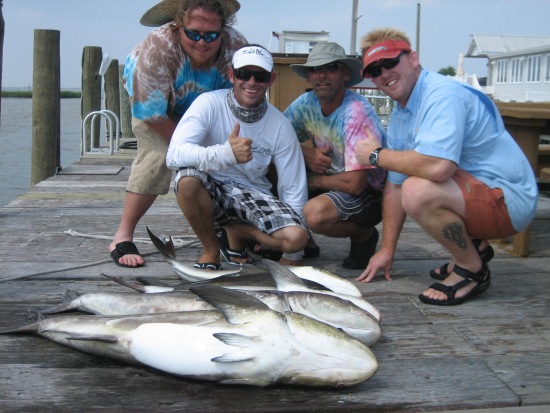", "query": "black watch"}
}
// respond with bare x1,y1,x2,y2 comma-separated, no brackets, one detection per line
369,147,383,166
